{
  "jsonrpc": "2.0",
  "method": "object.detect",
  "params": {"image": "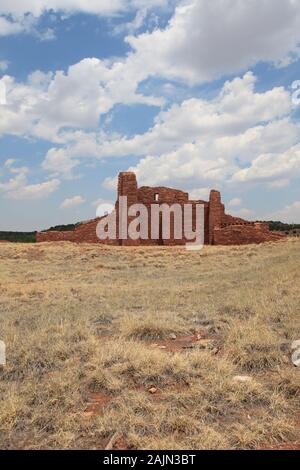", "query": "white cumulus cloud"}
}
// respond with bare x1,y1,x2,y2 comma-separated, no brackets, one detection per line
228,198,242,207
0,58,163,141
128,0,300,84
0,0,169,17
0,162,60,199
0,175,60,200
98,73,299,190
0,1,170,36
60,195,86,209
42,72,299,189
